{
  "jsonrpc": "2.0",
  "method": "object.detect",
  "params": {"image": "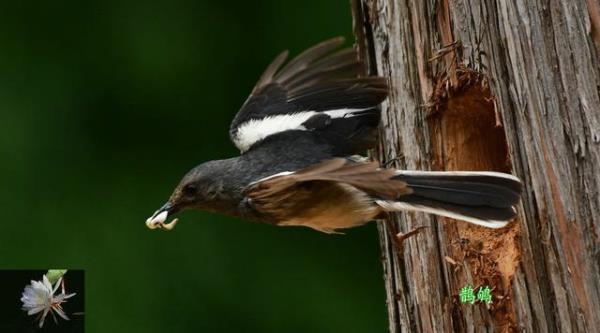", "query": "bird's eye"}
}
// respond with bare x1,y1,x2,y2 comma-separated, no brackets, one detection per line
182,184,197,196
